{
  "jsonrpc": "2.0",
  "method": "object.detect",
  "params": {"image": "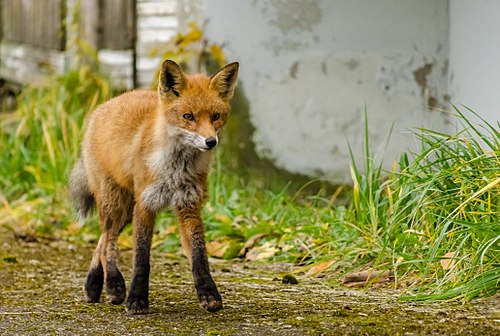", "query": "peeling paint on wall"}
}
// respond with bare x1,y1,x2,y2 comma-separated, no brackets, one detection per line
255,0,322,33
413,63,433,95
204,0,451,182
251,52,448,179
